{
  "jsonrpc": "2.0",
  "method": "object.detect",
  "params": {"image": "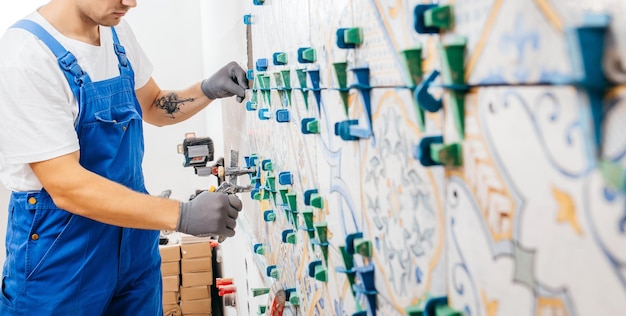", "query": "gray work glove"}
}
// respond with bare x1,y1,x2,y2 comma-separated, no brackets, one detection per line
176,191,243,237
201,61,249,103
